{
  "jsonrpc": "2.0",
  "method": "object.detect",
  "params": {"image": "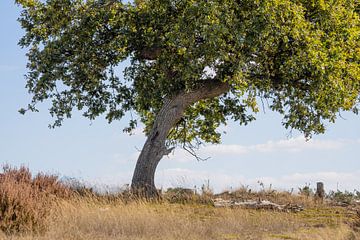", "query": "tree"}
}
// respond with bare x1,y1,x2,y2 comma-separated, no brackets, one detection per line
17,0,359,197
